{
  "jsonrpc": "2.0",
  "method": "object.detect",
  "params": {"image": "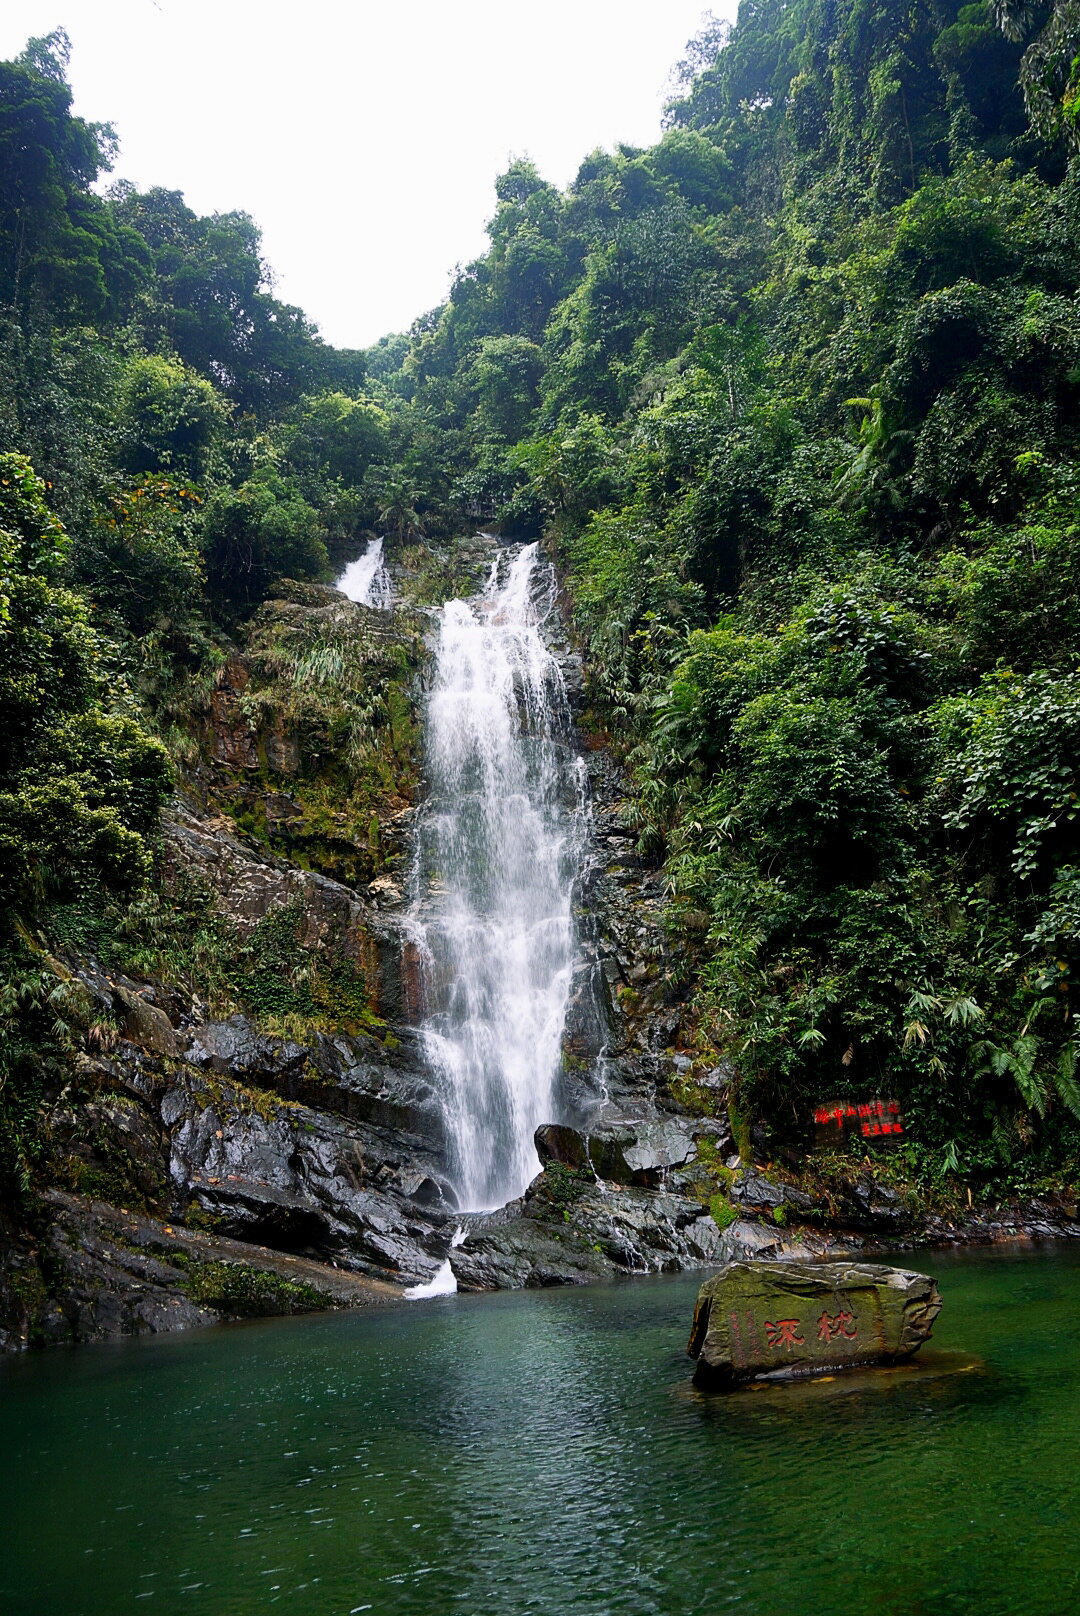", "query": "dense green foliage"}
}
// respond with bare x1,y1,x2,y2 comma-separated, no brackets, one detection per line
0,450,170,1196
344,0,1080,1186
4,1,1080,1202
0,30,407,1205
